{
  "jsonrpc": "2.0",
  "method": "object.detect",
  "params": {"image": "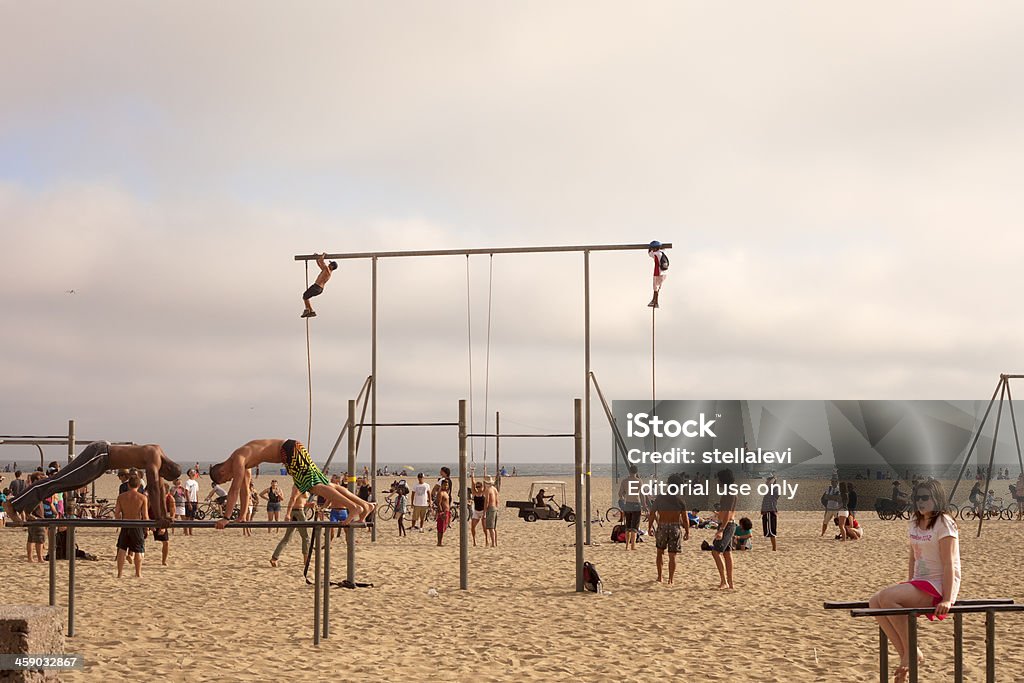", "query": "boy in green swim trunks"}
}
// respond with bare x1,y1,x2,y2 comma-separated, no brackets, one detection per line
209,439,372,530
